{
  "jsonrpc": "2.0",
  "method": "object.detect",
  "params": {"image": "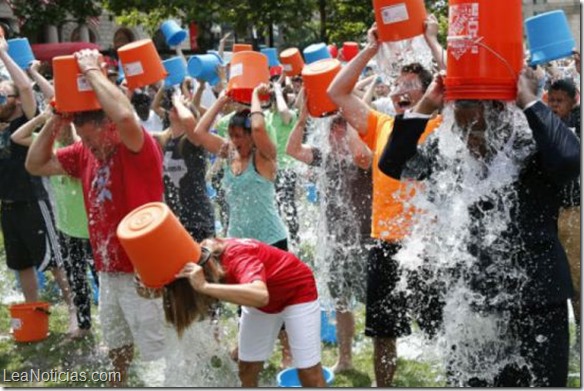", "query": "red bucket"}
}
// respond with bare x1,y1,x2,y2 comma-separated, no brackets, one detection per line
444,0,523,101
